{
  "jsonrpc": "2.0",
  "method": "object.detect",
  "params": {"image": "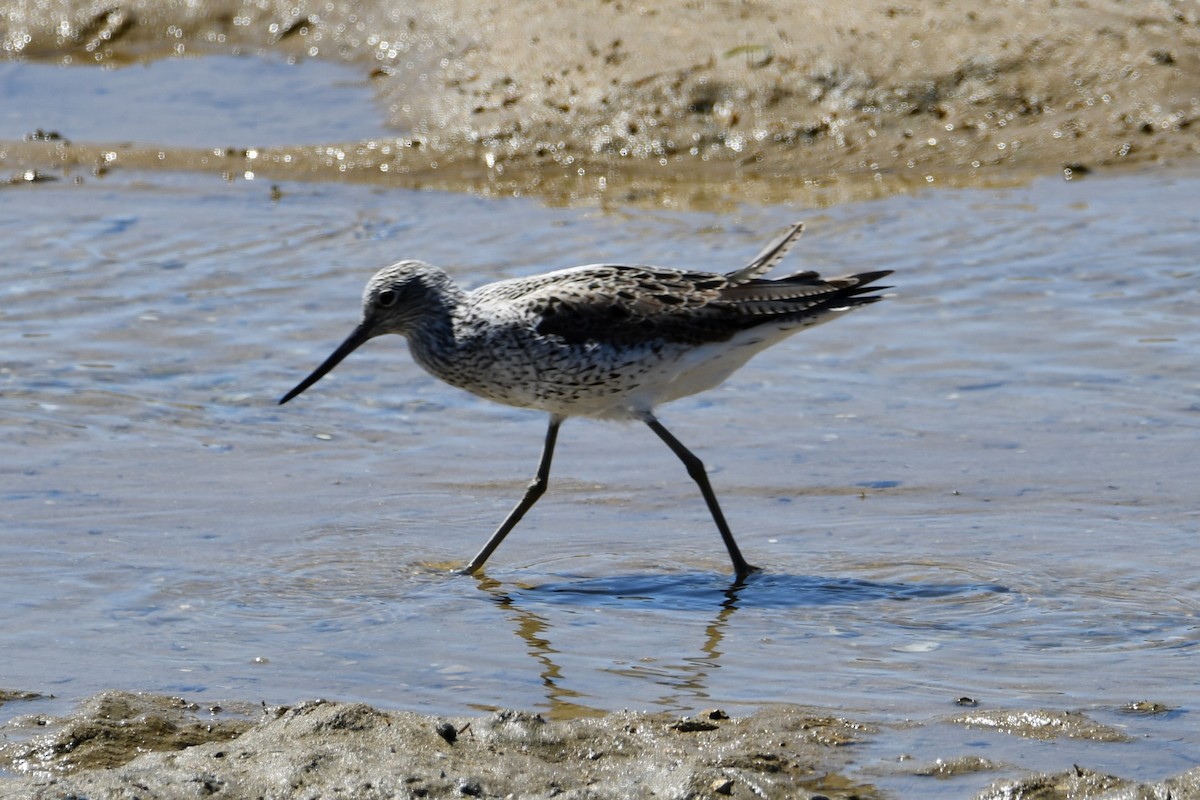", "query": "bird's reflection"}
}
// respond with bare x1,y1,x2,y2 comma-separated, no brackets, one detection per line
470,571,752,719
468,568,1007,718
601,575,745,712
471,573,605,718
